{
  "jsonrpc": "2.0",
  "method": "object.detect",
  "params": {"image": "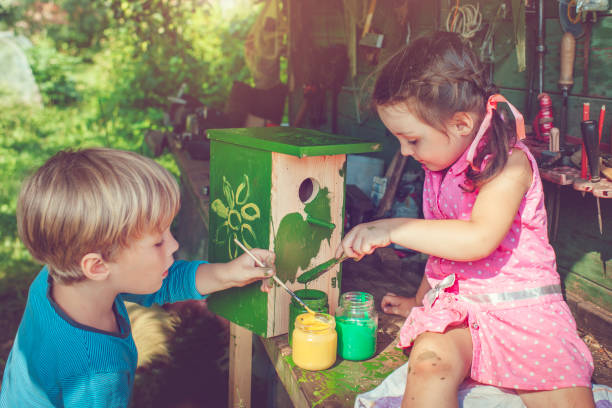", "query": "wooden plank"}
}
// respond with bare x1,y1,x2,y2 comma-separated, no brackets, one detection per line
260,336,311,408
269,153,345,336
564,271,612,312
550,186,612,296
228,323,253,408
566,292,612,352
